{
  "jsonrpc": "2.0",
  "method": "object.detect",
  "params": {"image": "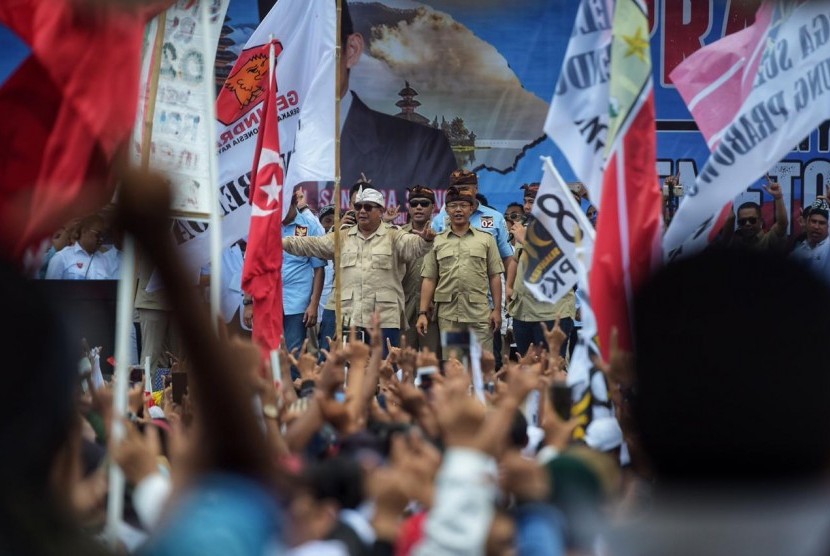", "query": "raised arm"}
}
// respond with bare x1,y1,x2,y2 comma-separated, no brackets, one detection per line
395,227,435,262
282,233,336,260
765,177,788,237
